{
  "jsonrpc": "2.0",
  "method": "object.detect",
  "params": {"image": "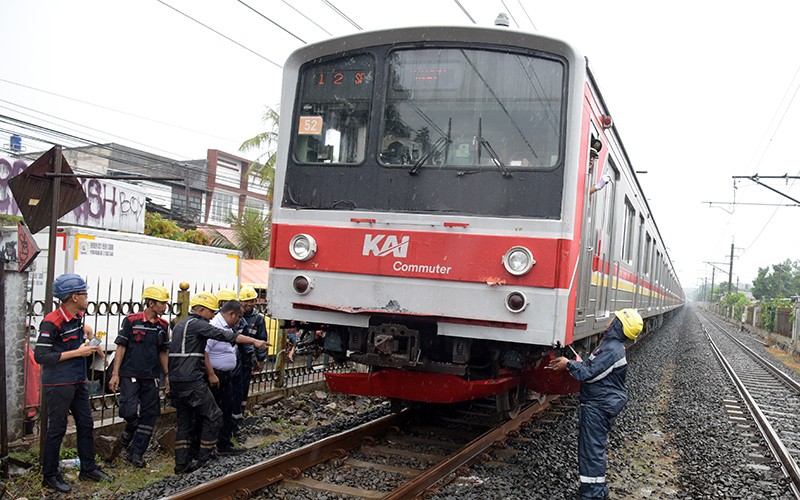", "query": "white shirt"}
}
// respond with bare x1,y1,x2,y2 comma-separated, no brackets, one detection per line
205,314,237,371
